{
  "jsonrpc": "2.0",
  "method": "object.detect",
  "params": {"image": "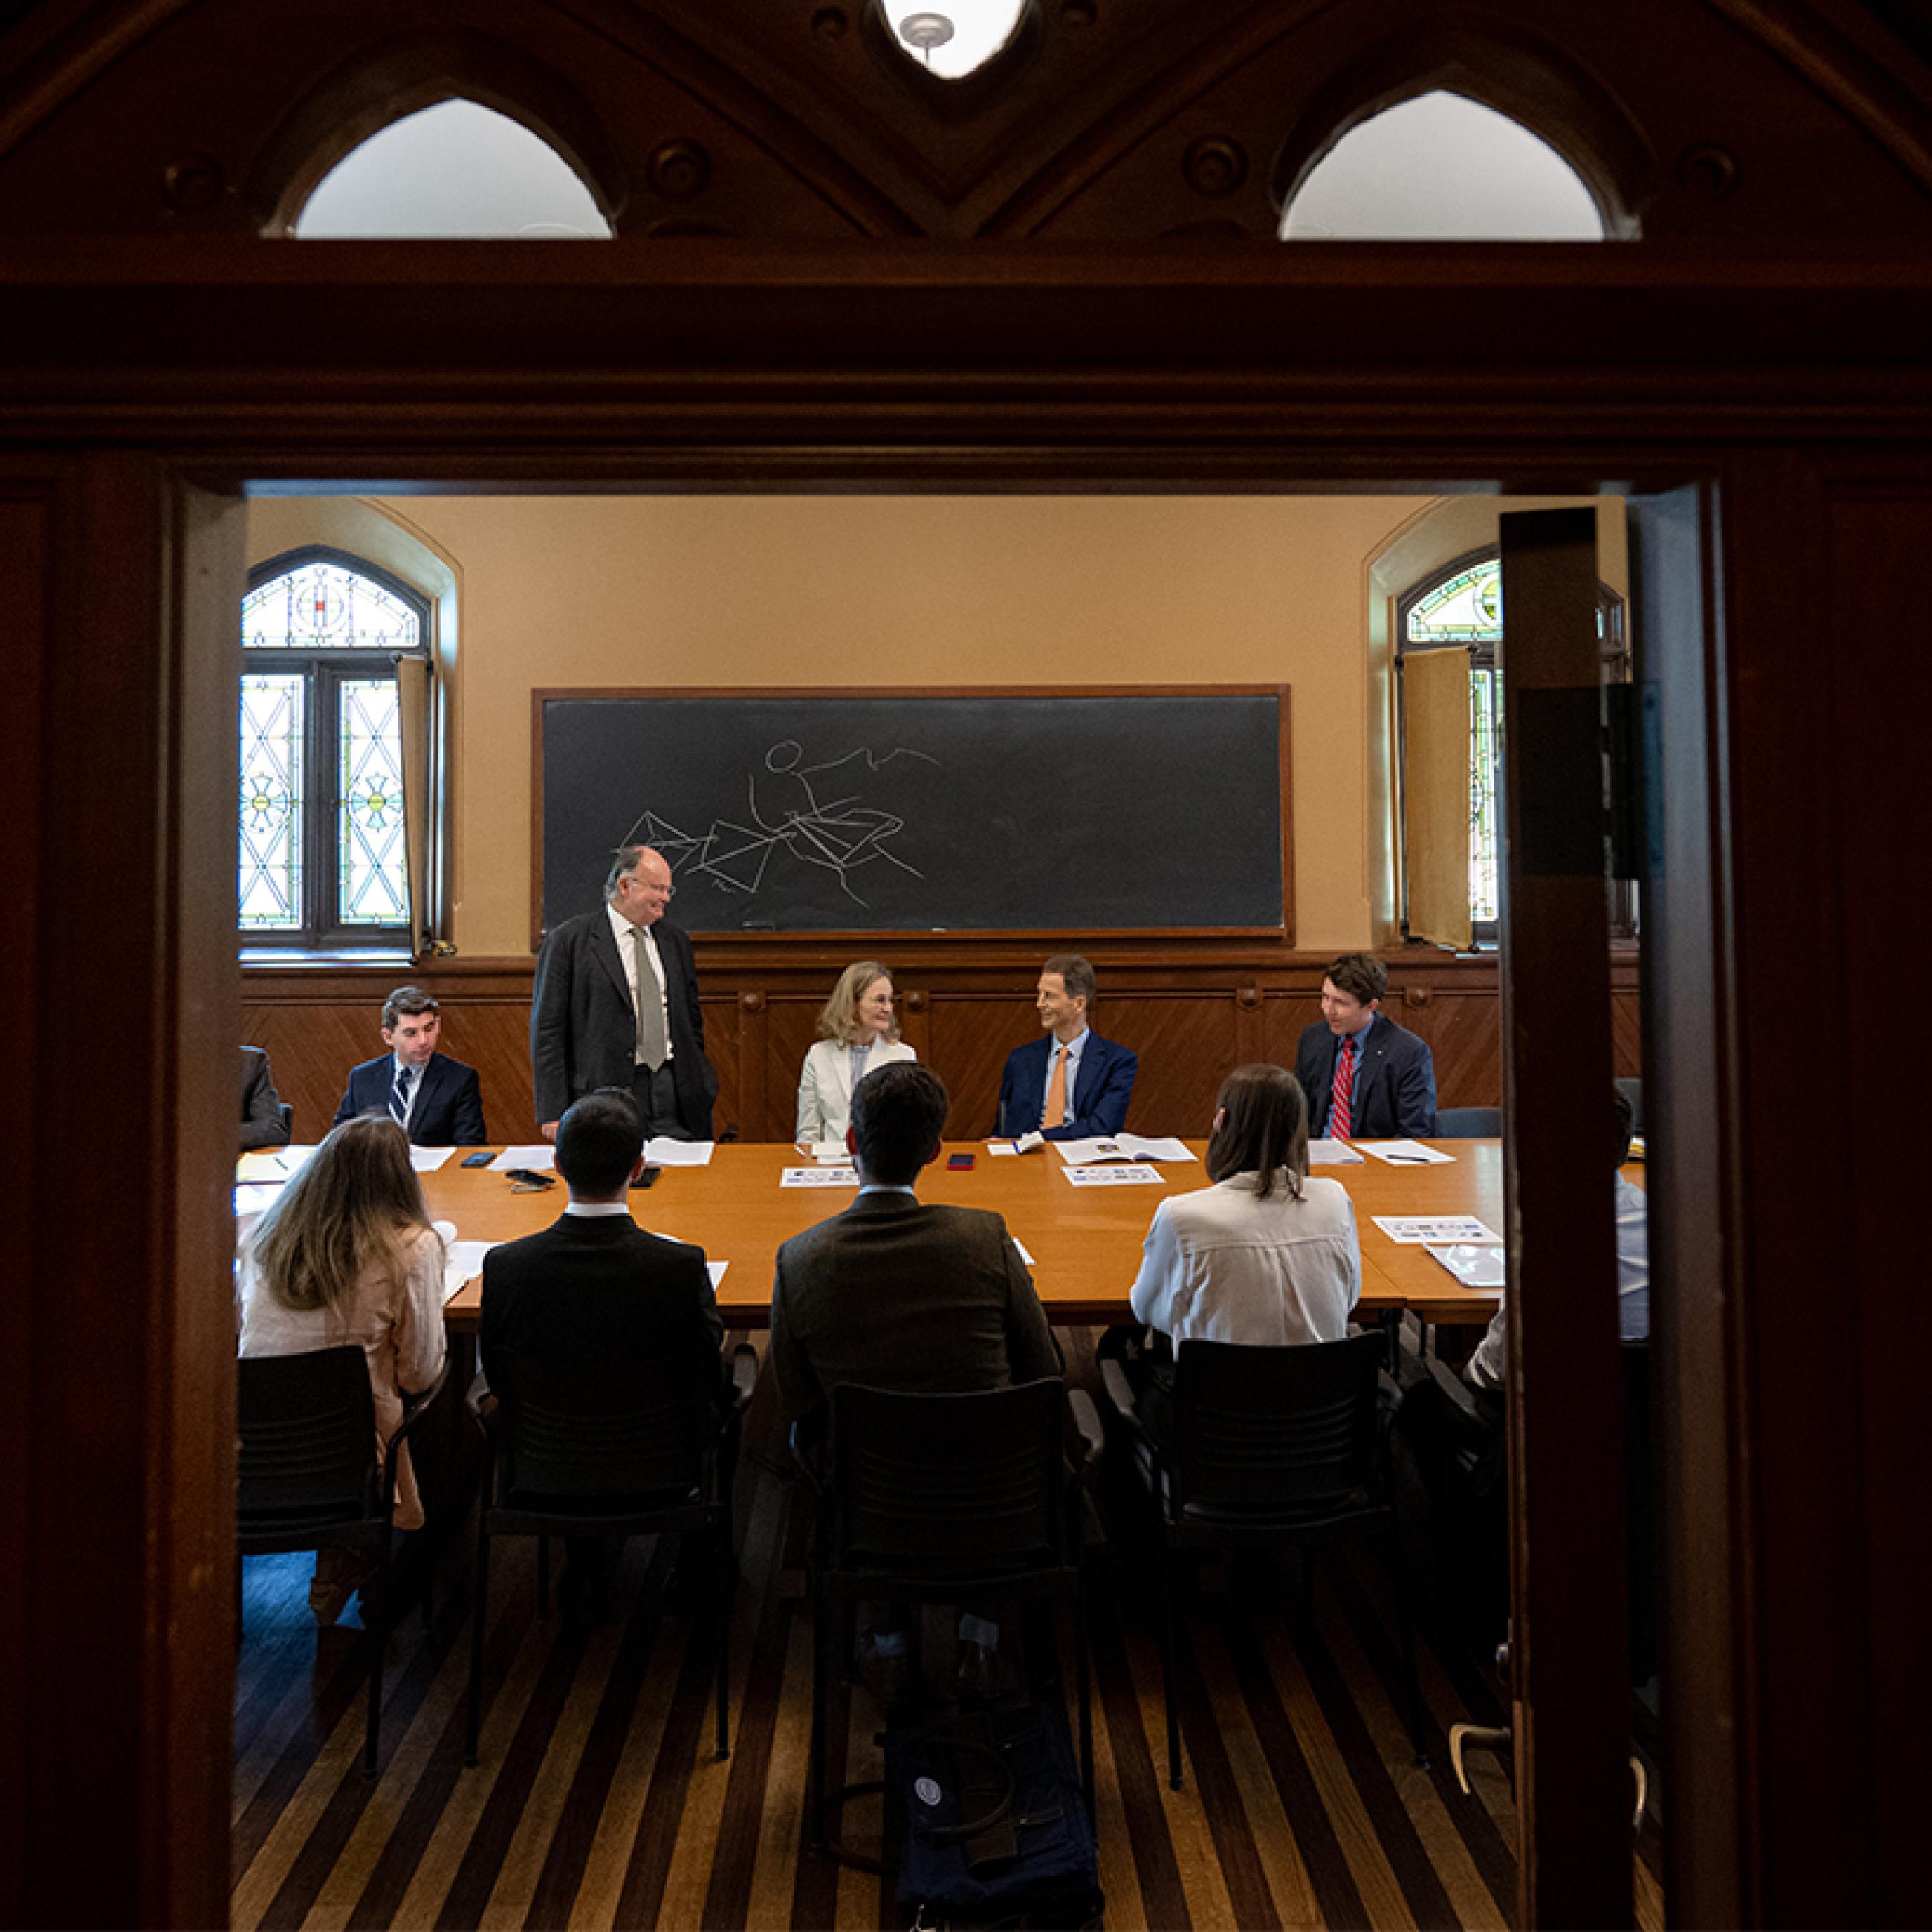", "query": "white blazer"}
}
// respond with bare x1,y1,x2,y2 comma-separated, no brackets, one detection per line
795,1036,918,1143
